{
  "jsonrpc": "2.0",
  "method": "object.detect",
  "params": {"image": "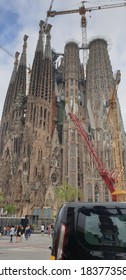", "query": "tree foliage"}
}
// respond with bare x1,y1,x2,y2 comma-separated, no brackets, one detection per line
5,204,16,215
54,183,82,209
0,193,4,206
